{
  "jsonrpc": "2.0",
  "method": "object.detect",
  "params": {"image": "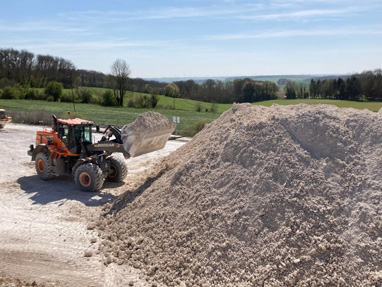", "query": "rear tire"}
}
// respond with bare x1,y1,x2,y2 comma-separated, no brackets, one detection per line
0,124,4,129
35,152,55,180
74,163,104,192
106,156,128,183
